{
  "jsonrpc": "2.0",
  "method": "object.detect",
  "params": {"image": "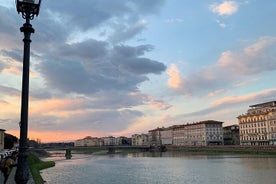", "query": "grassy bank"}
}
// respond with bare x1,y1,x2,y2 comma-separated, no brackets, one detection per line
27,153,55,184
